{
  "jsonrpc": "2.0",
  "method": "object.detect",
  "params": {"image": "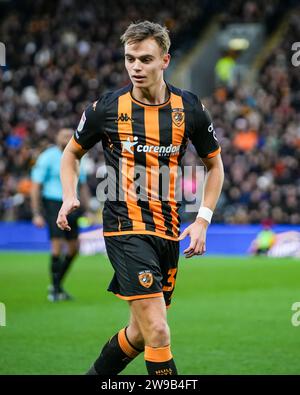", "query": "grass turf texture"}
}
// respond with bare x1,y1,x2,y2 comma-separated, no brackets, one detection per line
0,253,300,375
